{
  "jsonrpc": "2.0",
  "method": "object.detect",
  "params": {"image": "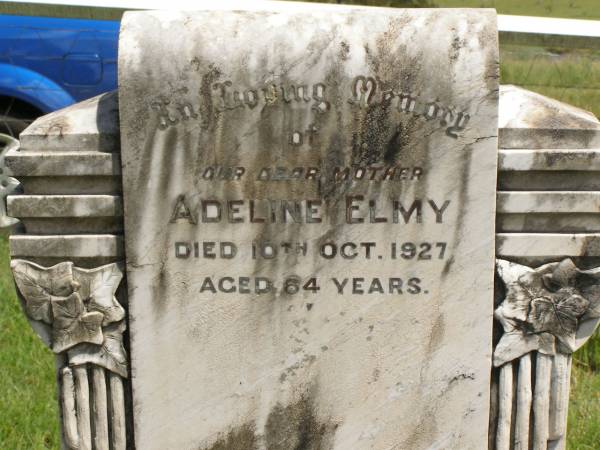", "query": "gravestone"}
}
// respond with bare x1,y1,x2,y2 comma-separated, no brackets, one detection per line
3,4,600,450
117,6,498,450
